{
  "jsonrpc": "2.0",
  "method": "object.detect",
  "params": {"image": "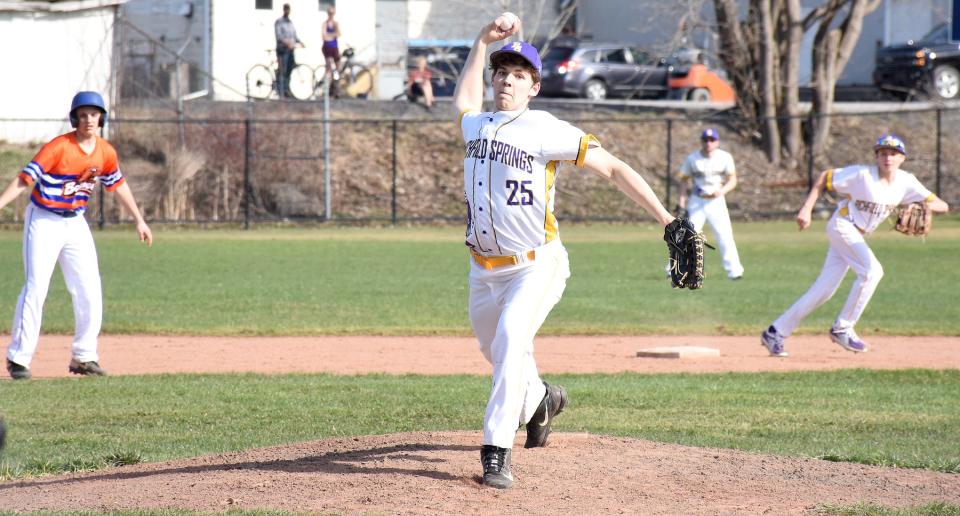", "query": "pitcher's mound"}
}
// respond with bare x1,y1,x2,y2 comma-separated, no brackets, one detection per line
2,431,957,514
